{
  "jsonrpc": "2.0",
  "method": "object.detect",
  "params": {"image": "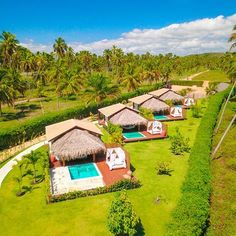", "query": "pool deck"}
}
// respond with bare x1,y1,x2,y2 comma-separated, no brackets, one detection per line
50,155,131,190
124,130,167,143
154,115,185,122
